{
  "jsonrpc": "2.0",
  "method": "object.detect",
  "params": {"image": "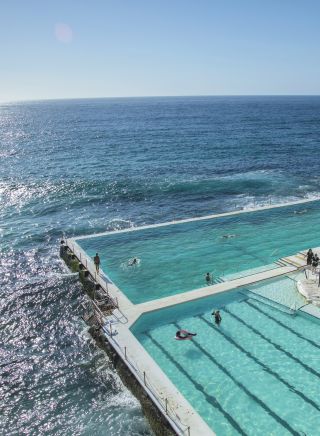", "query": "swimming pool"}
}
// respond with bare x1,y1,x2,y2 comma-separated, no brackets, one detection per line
77,200,320,303
131,277,320,435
